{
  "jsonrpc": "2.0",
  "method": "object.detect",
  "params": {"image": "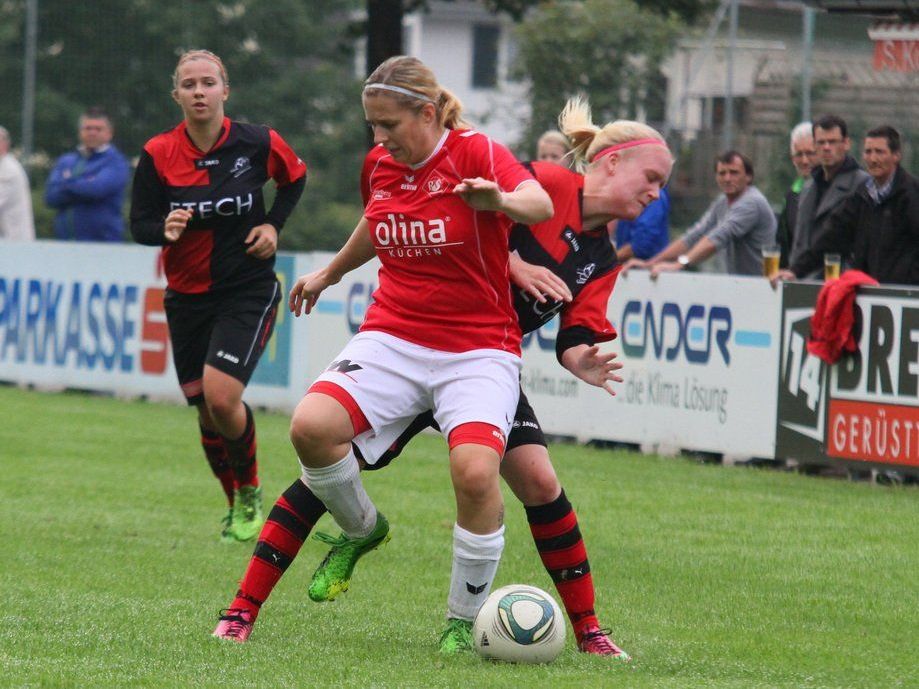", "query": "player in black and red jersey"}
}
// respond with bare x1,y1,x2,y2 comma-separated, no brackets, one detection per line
214,95,672,659
130,50,306,543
